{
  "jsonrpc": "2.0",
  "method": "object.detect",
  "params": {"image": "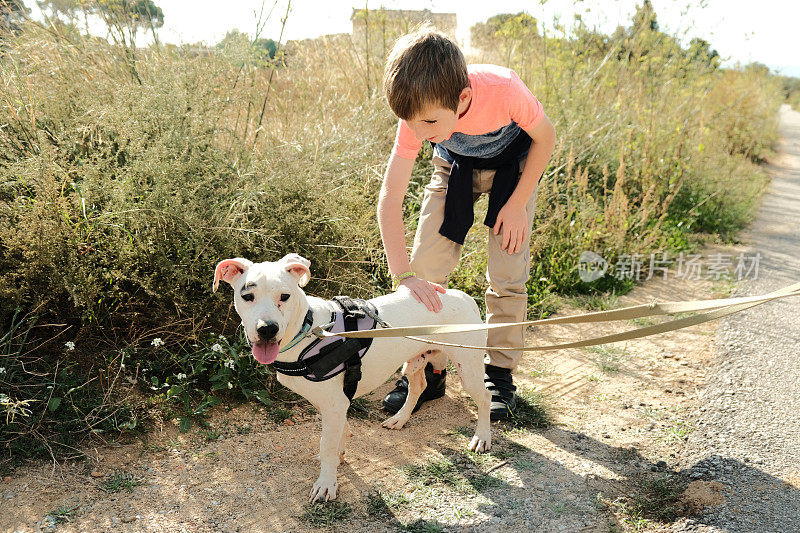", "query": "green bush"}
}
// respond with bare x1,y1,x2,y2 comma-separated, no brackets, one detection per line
0,5,784,468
